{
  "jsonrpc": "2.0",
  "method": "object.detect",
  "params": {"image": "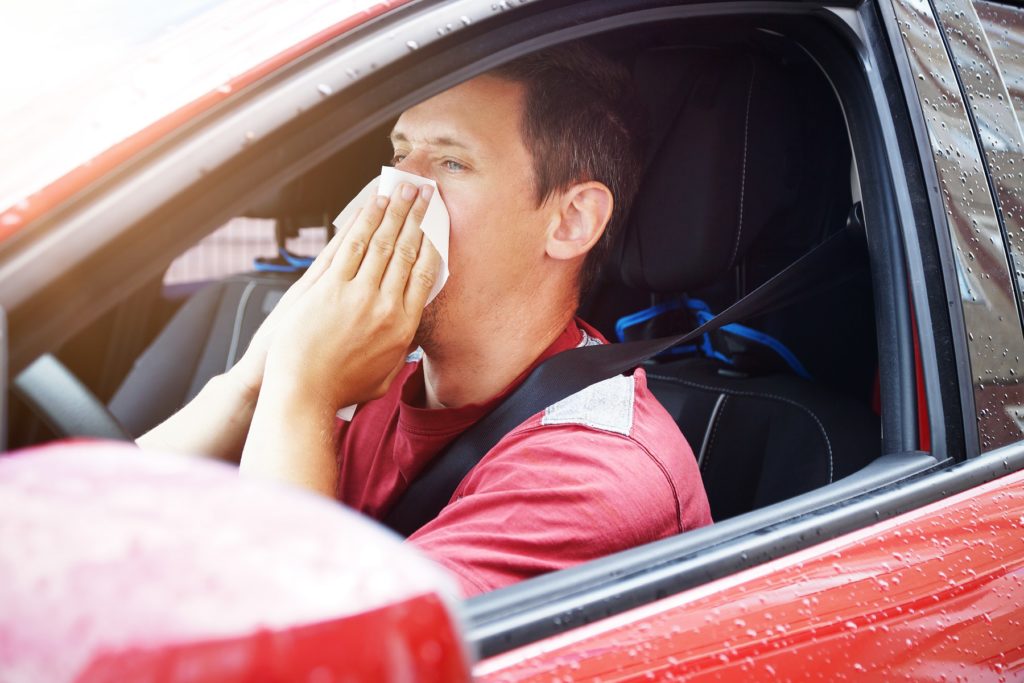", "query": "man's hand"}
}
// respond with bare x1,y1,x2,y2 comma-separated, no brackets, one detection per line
263,182,438,408
239,182,440,495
